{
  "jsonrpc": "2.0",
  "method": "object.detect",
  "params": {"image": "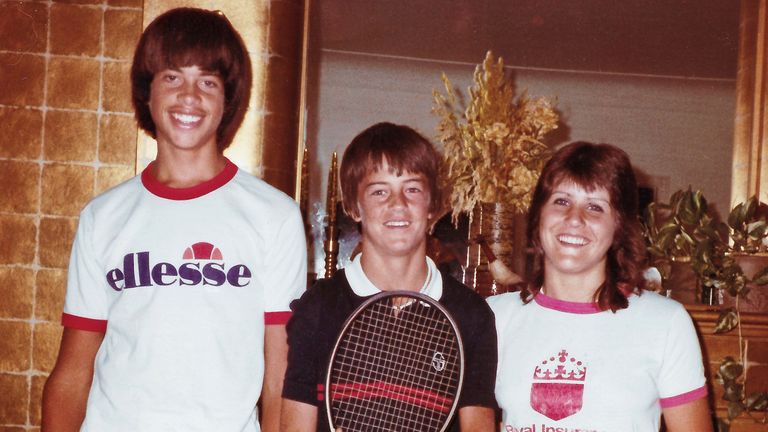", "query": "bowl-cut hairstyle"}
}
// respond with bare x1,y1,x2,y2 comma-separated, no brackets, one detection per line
130,7,252,151
339,122,445,221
